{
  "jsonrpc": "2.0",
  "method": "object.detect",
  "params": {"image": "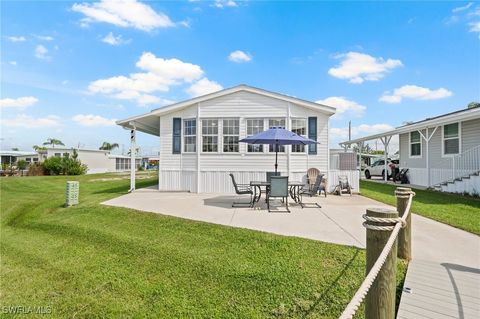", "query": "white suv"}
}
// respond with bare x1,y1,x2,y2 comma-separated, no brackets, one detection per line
364,159,399,180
